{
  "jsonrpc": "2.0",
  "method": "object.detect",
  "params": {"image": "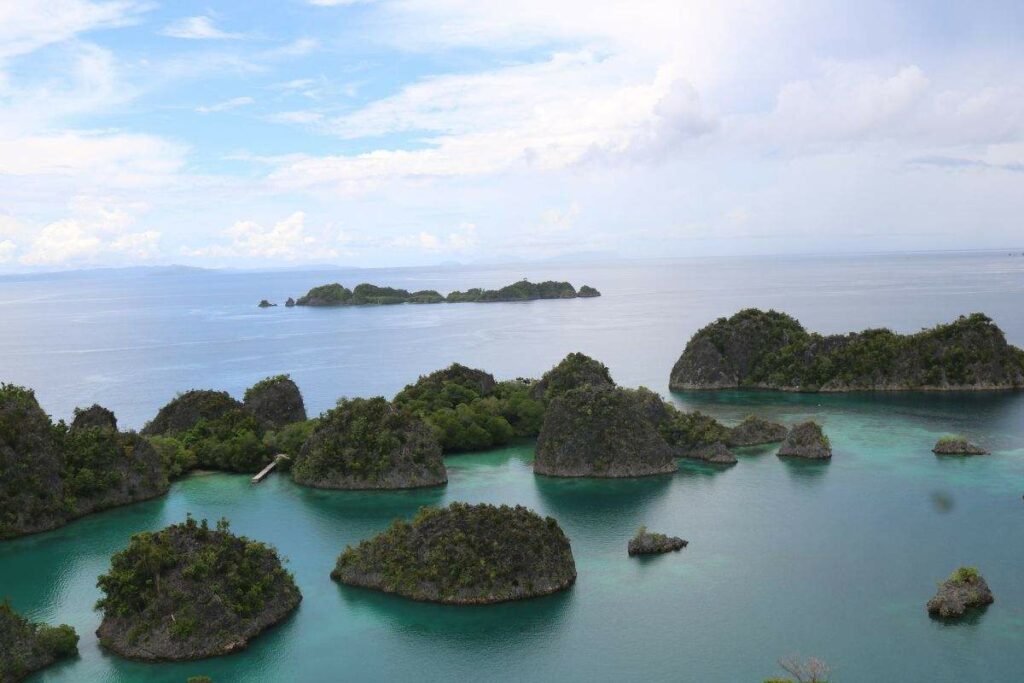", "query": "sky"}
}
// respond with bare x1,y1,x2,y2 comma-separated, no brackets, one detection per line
0,0,1023,271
